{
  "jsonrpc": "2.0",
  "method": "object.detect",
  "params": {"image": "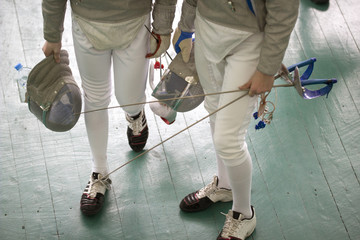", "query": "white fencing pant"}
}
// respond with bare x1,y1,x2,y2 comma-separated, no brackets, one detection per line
72,15,150,175
195,12,264,218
